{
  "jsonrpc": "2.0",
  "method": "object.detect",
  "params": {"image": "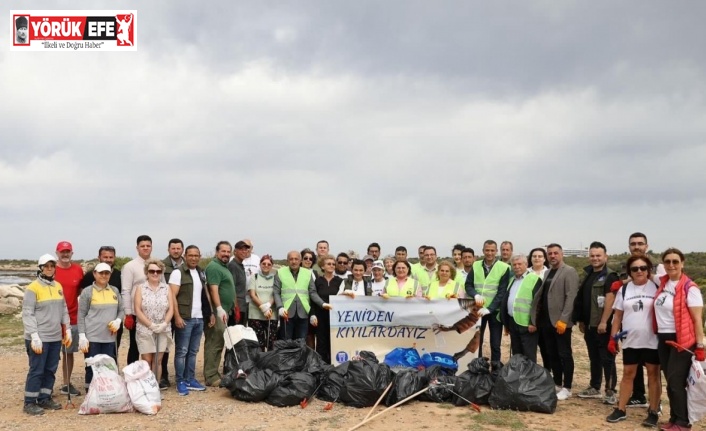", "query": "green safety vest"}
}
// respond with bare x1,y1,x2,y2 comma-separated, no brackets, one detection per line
385,278,418,297
508,272,539,326
473,260,509,304
425,280,461,299
278,267,311,313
